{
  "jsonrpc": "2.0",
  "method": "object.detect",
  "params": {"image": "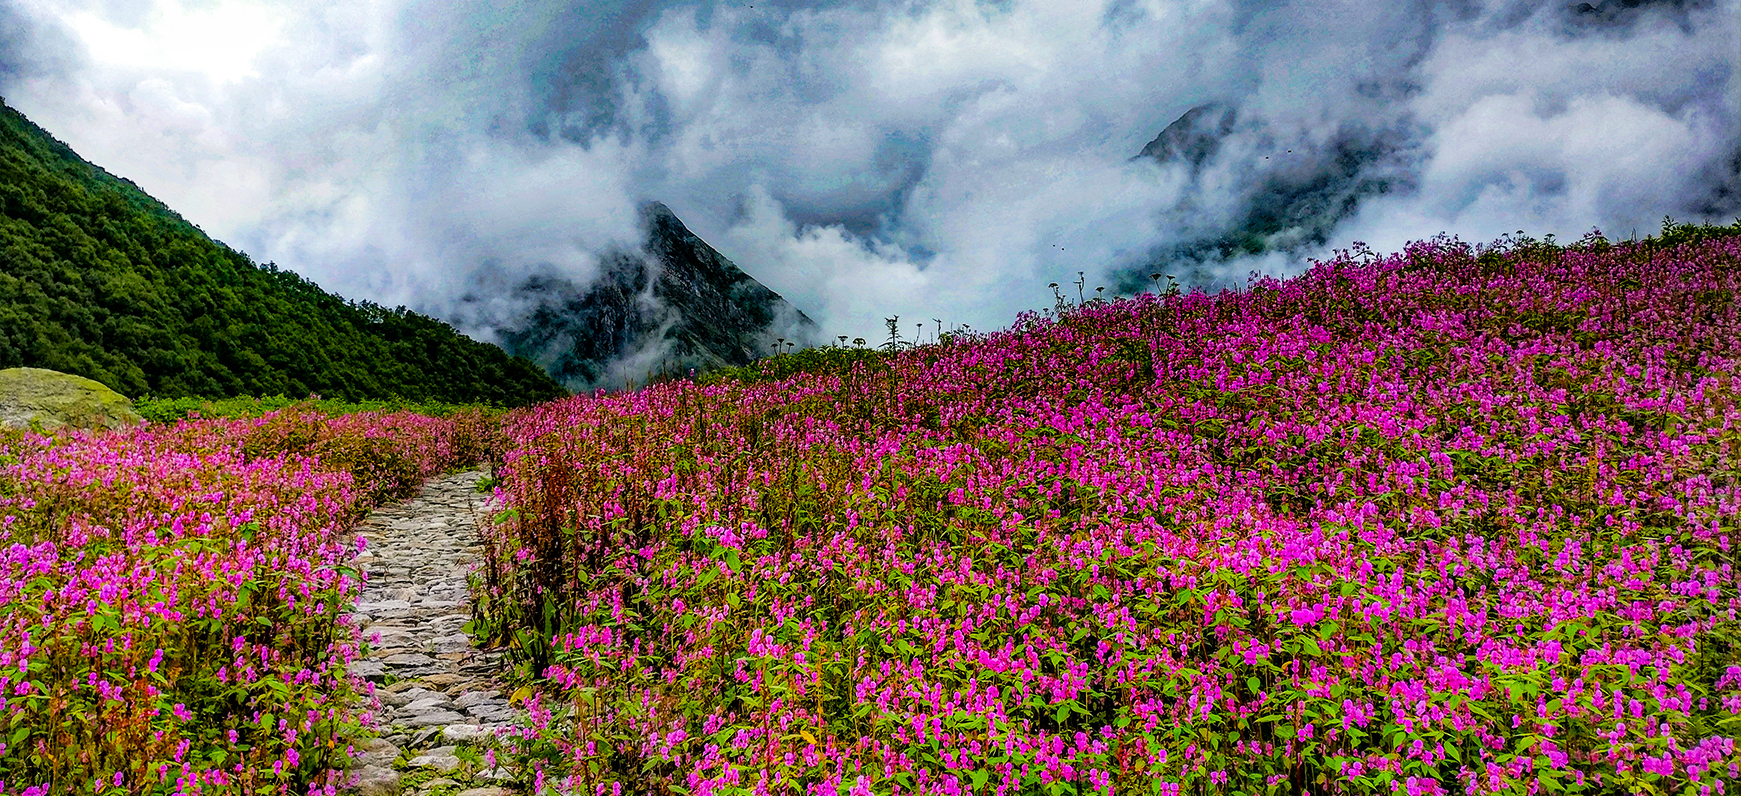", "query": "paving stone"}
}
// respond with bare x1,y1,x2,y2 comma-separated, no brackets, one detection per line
350,737,401,768
453,691,502,709
400,709,467,728
440,724,489,745
339,470,530,790
345,764,401,796
403,696,454,712
385,652,436,666
409,725,445,747
406,745,461,773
